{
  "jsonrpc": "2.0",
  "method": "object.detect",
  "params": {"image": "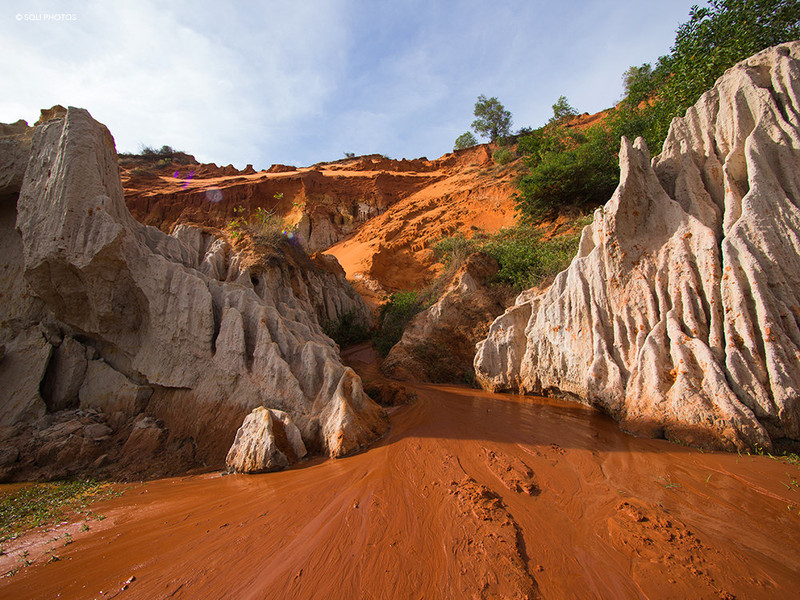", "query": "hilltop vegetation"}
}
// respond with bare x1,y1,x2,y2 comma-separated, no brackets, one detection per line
514,0,799,223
